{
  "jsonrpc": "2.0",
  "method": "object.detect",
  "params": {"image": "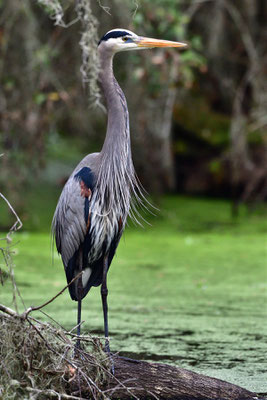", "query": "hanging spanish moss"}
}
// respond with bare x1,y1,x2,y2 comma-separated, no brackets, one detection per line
37,0,102,108
36,0,66,27
76,0,104,110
